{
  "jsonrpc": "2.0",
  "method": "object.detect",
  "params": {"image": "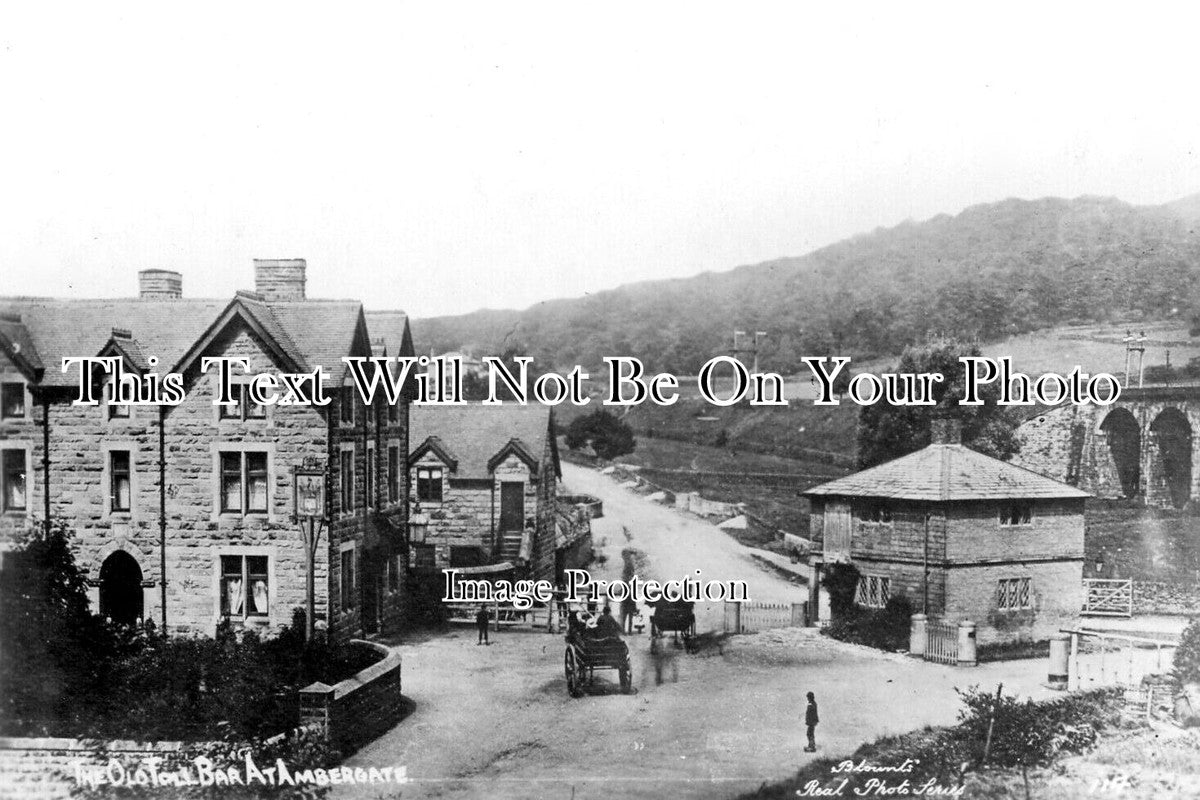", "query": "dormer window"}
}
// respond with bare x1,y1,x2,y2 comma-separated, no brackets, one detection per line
416,466,443,503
